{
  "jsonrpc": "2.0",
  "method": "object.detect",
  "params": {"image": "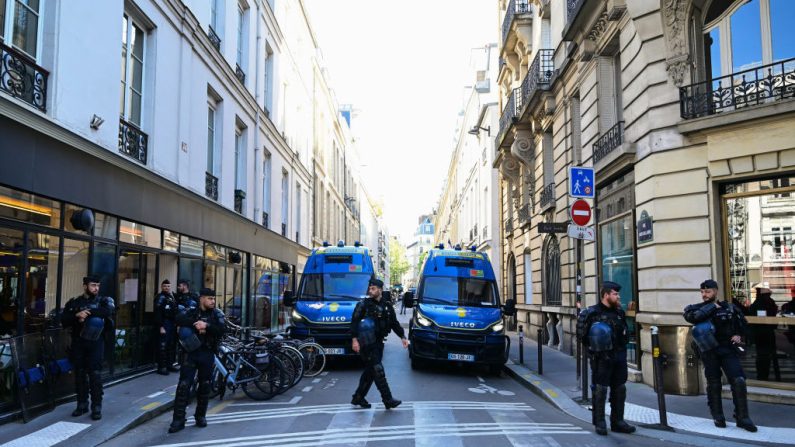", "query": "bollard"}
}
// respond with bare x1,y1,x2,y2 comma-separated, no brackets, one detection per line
519,325,524,365
650,326,671,430
537,328,543,375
